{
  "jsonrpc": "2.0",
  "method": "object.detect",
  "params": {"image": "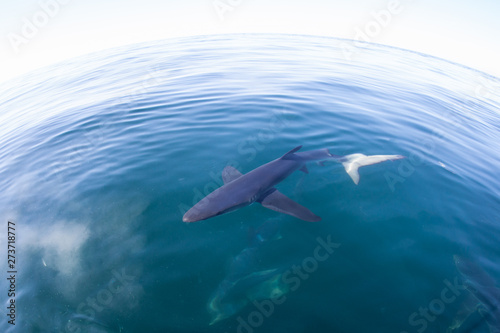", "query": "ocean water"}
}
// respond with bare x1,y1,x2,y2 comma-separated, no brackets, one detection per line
1,34,500,333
